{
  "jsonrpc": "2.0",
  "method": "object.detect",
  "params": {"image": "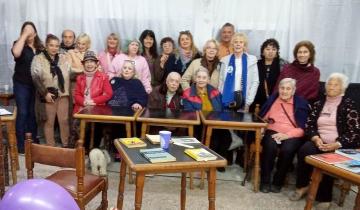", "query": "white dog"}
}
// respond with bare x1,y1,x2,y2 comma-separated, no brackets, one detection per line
89,148,111,176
